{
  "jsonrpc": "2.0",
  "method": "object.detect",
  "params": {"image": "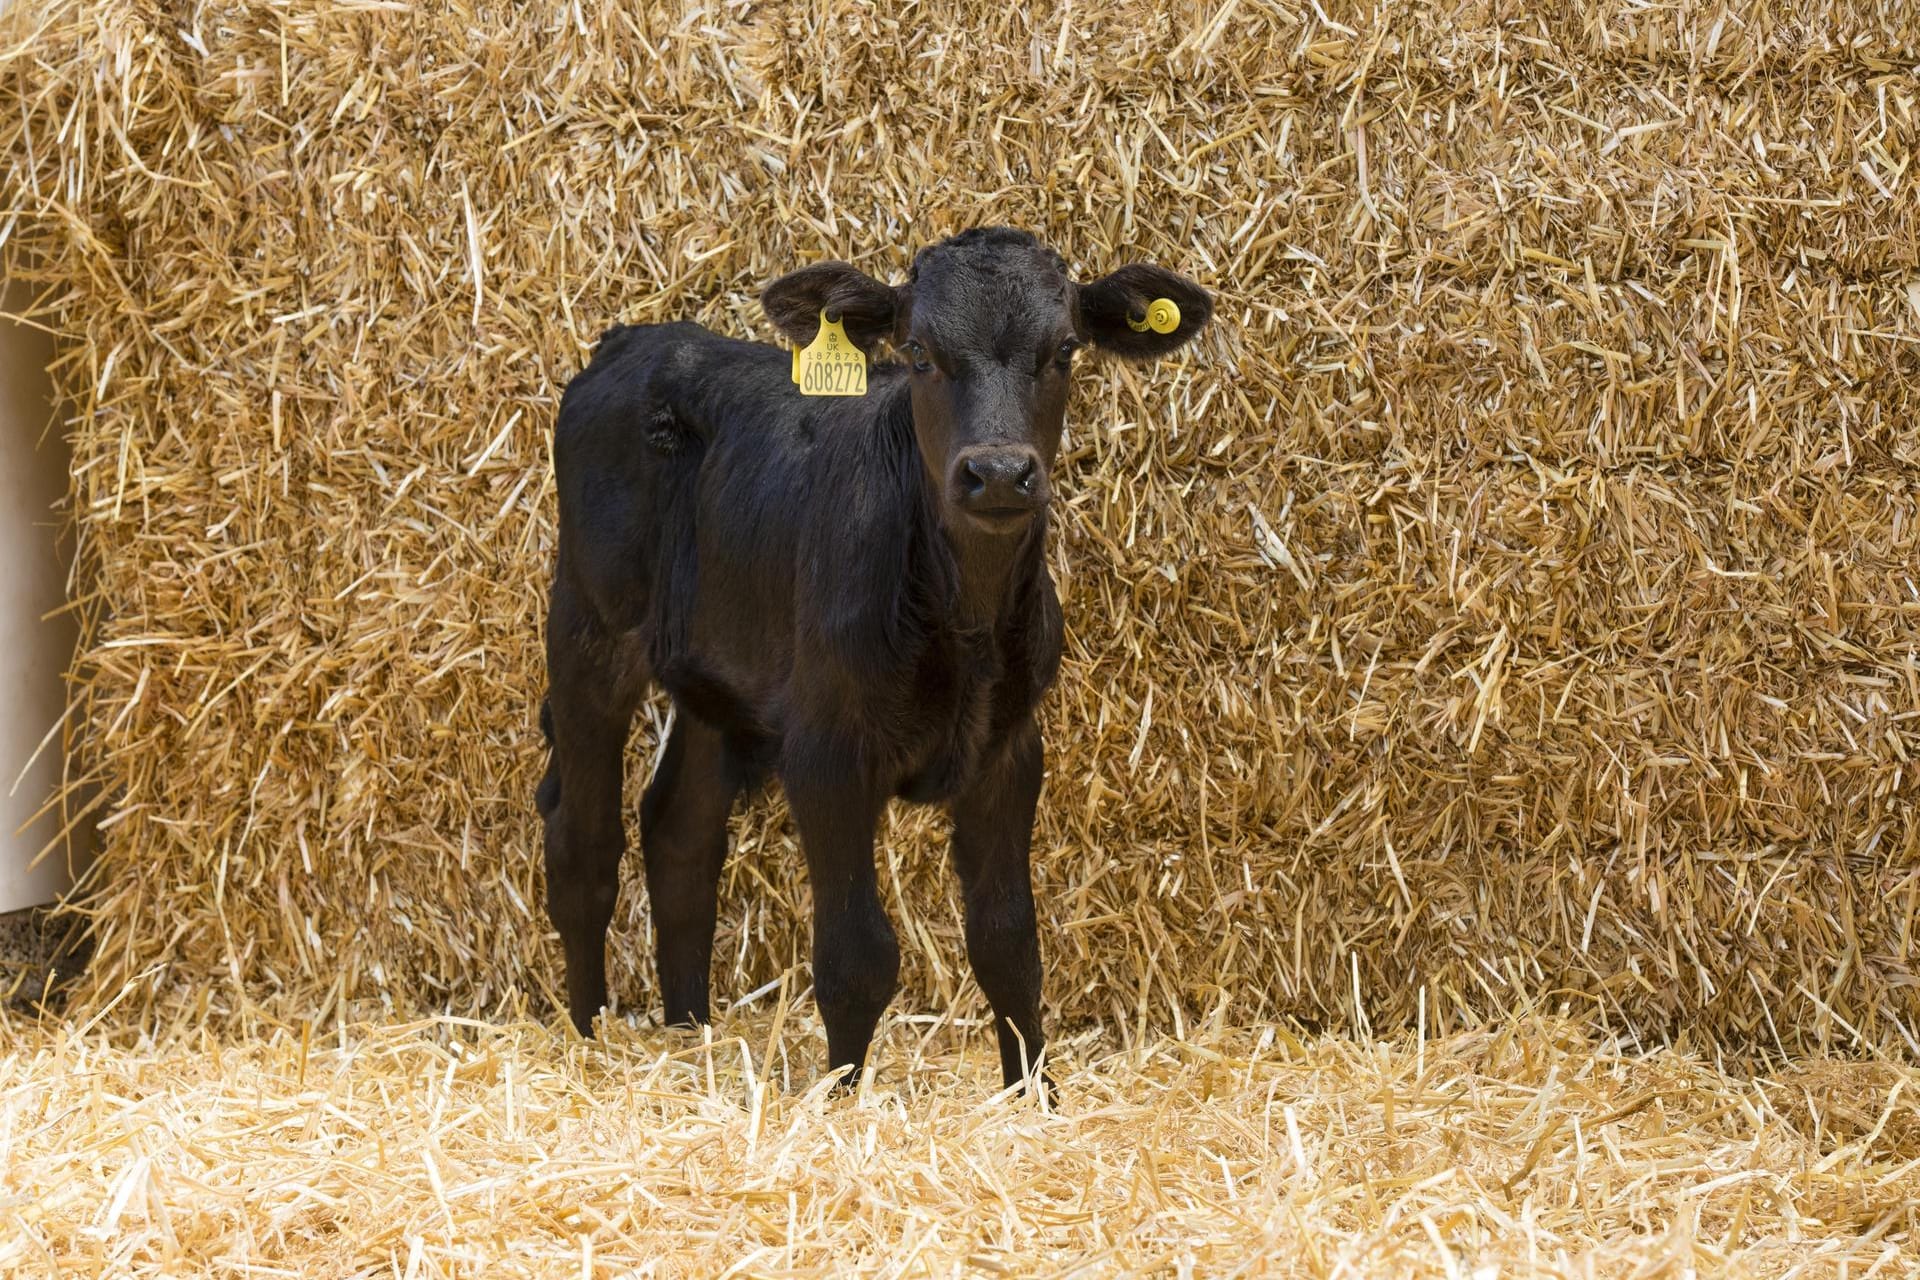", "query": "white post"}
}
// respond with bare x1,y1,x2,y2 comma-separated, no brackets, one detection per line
0,287,84,915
